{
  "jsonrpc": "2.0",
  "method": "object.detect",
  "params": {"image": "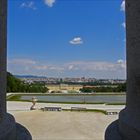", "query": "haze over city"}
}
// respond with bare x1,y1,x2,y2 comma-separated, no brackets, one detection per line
8,0,126,79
